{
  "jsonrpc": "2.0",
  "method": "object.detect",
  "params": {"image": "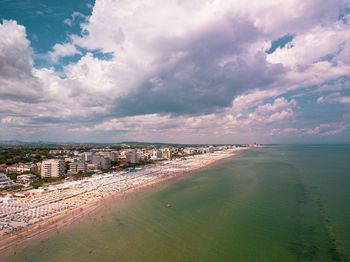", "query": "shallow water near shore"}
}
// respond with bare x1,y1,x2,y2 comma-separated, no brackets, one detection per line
2,145,350,262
